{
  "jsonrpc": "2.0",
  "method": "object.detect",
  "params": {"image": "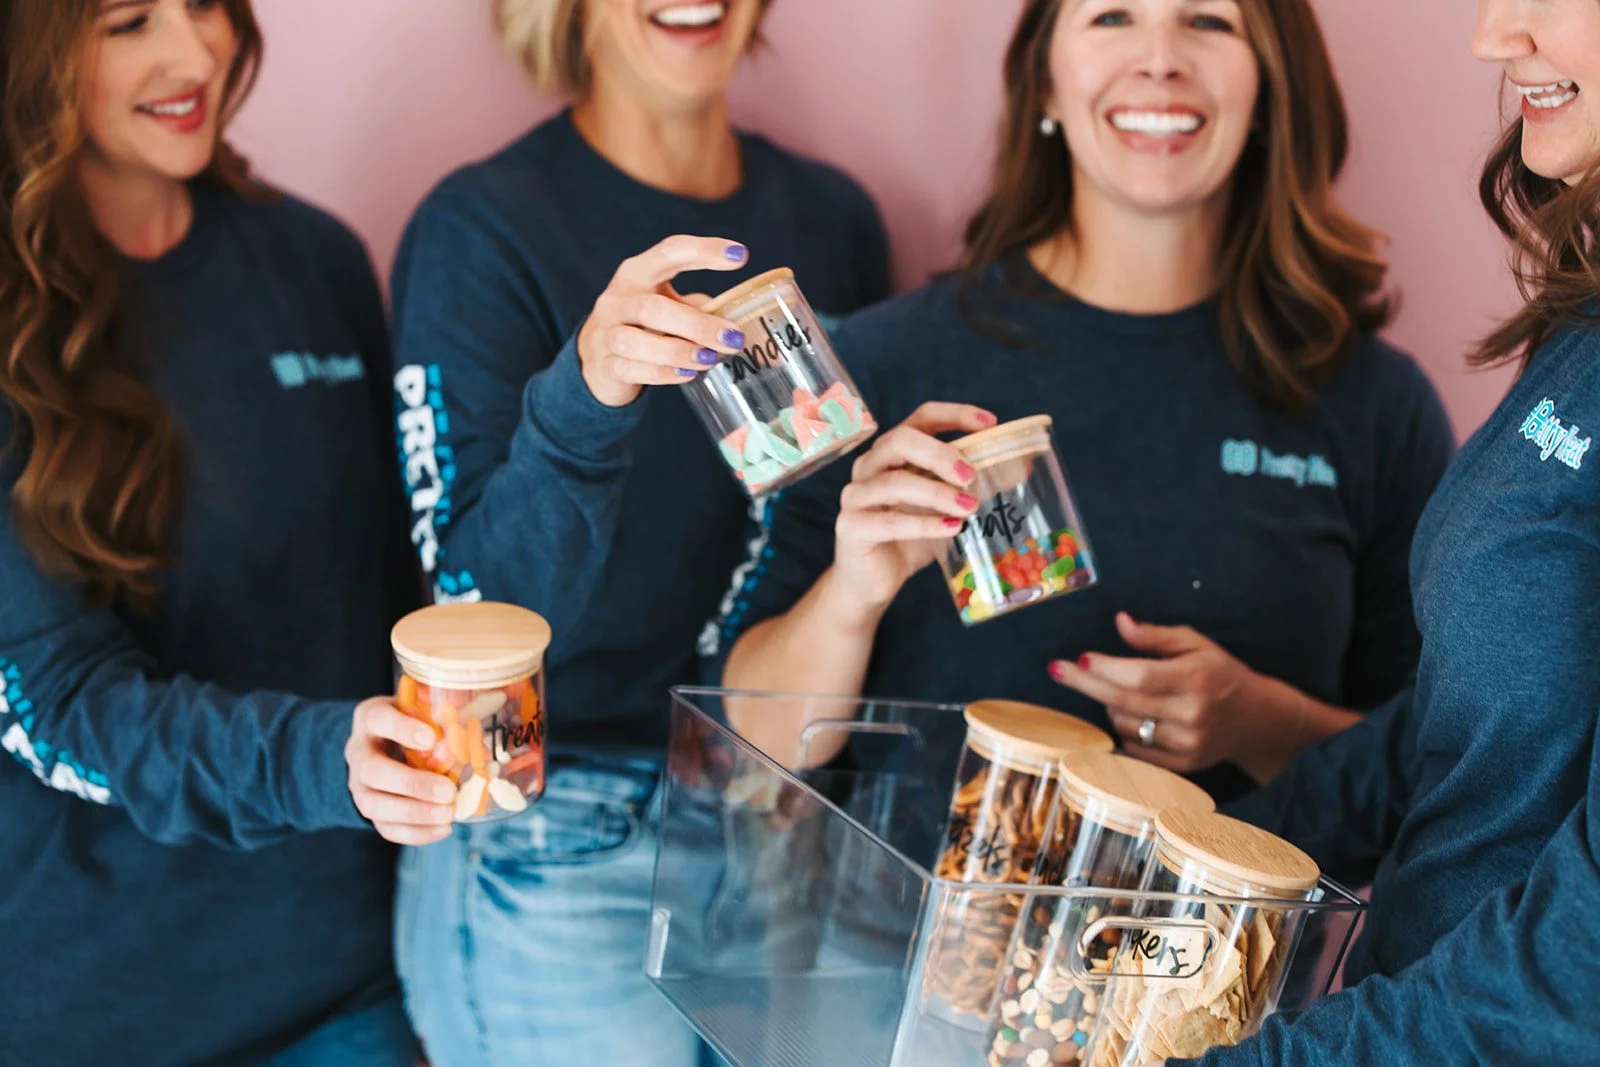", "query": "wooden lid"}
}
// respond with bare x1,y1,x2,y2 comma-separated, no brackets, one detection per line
963,699,1114,771
1154,809,1320,896
950,415,1053,470
1058,752,1215,834
699,267,797,318
391,602,552,689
